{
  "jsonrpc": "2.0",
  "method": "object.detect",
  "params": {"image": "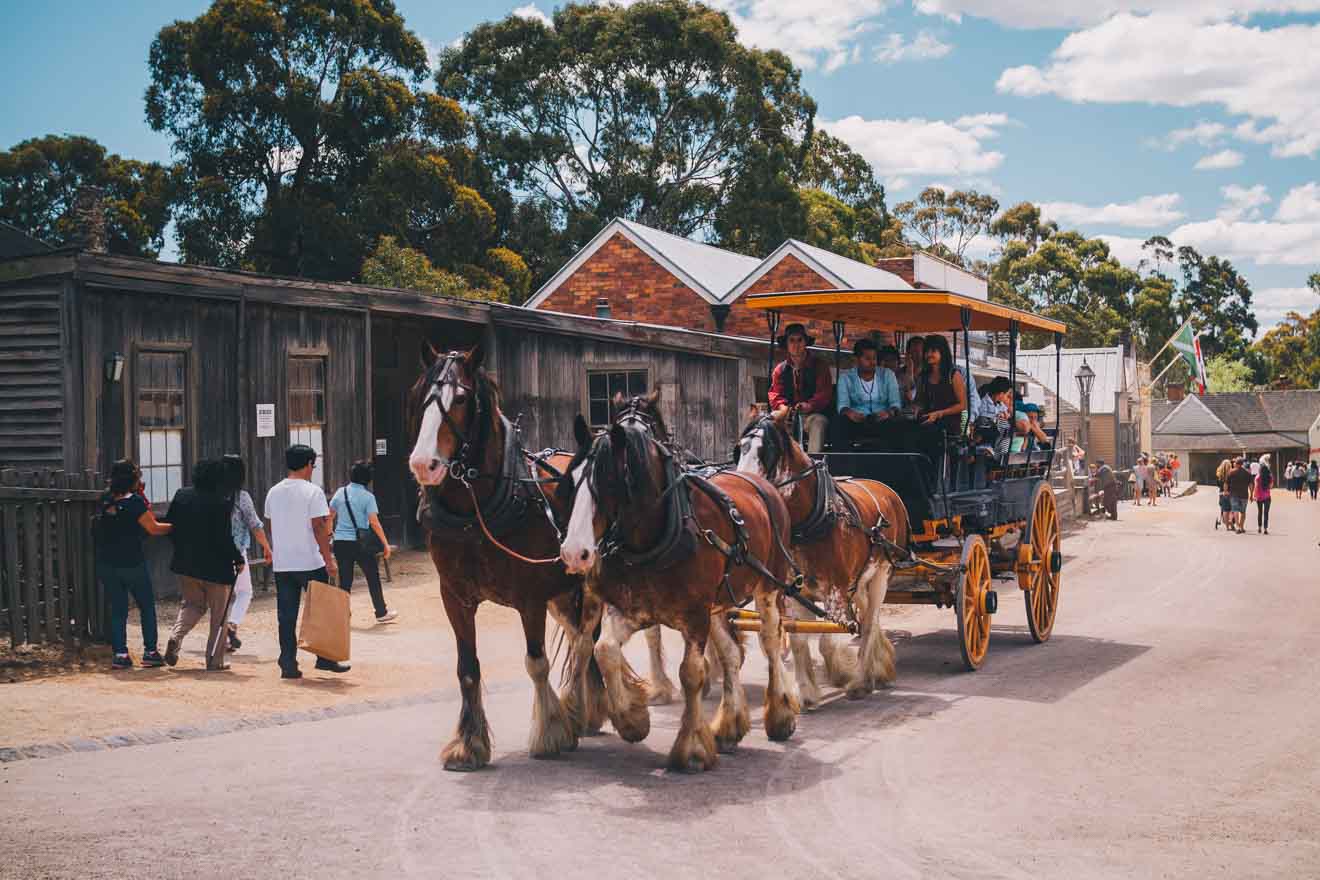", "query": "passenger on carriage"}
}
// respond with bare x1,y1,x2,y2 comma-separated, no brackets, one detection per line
909,334,970,480
830,338,901,450
975,377,1014,458
1010,401,1051,452
768,322,833,453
